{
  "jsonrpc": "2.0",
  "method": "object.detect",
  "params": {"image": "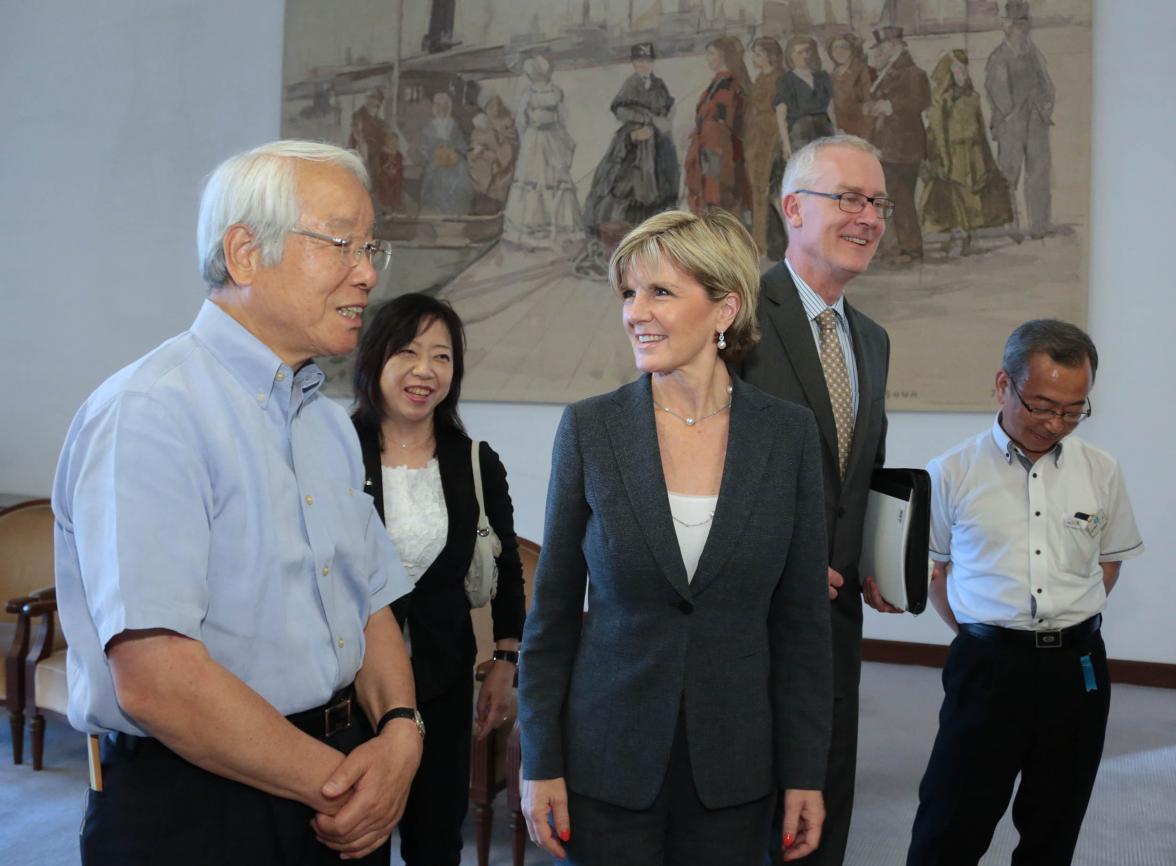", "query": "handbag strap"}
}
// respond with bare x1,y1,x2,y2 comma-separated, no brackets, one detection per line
470,440,490,532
